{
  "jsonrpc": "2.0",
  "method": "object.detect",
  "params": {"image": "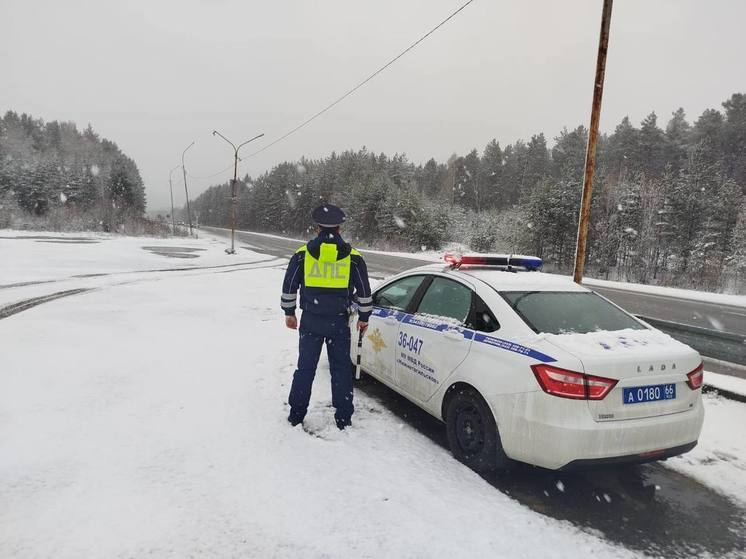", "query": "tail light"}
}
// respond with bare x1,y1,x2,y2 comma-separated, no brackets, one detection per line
686,363,704,390
531,364,618,400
